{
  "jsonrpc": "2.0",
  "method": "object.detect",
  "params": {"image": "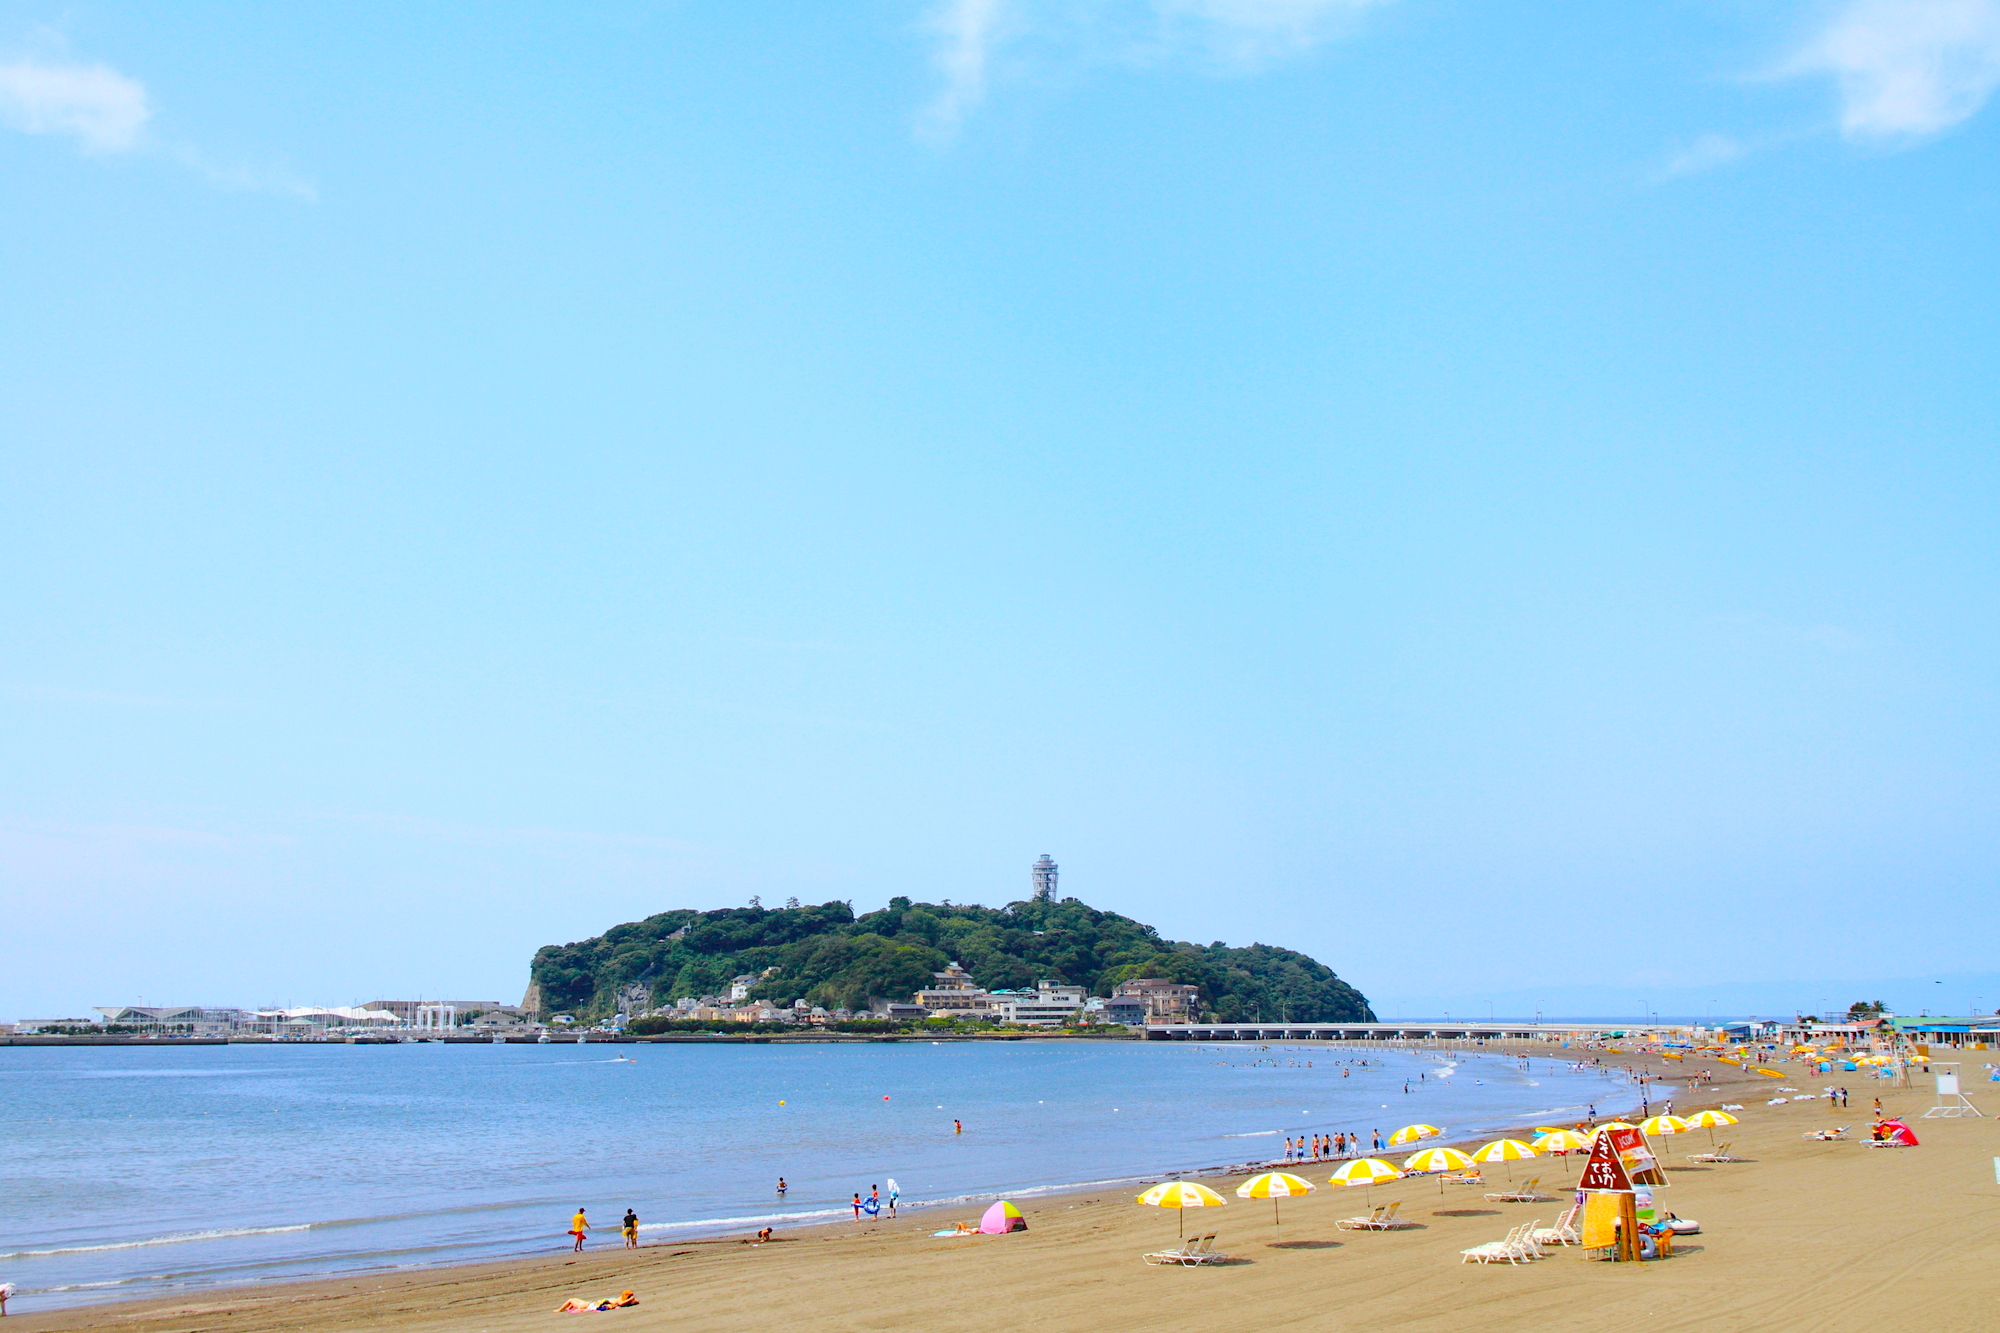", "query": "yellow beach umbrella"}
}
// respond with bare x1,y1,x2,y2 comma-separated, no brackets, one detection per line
1388,1124,1442,1145
1402,1146,1474,1173
1470,1138,1539,1181
1236,1171,1315,1231
1327,1156,1402,1207
1329,1158,1403,1186
1682,1108,1736,1143
1531,1129,1590,1155
1641,1115,1690,1152
1533,1126,1566,1135
1137,1180,1226,1237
